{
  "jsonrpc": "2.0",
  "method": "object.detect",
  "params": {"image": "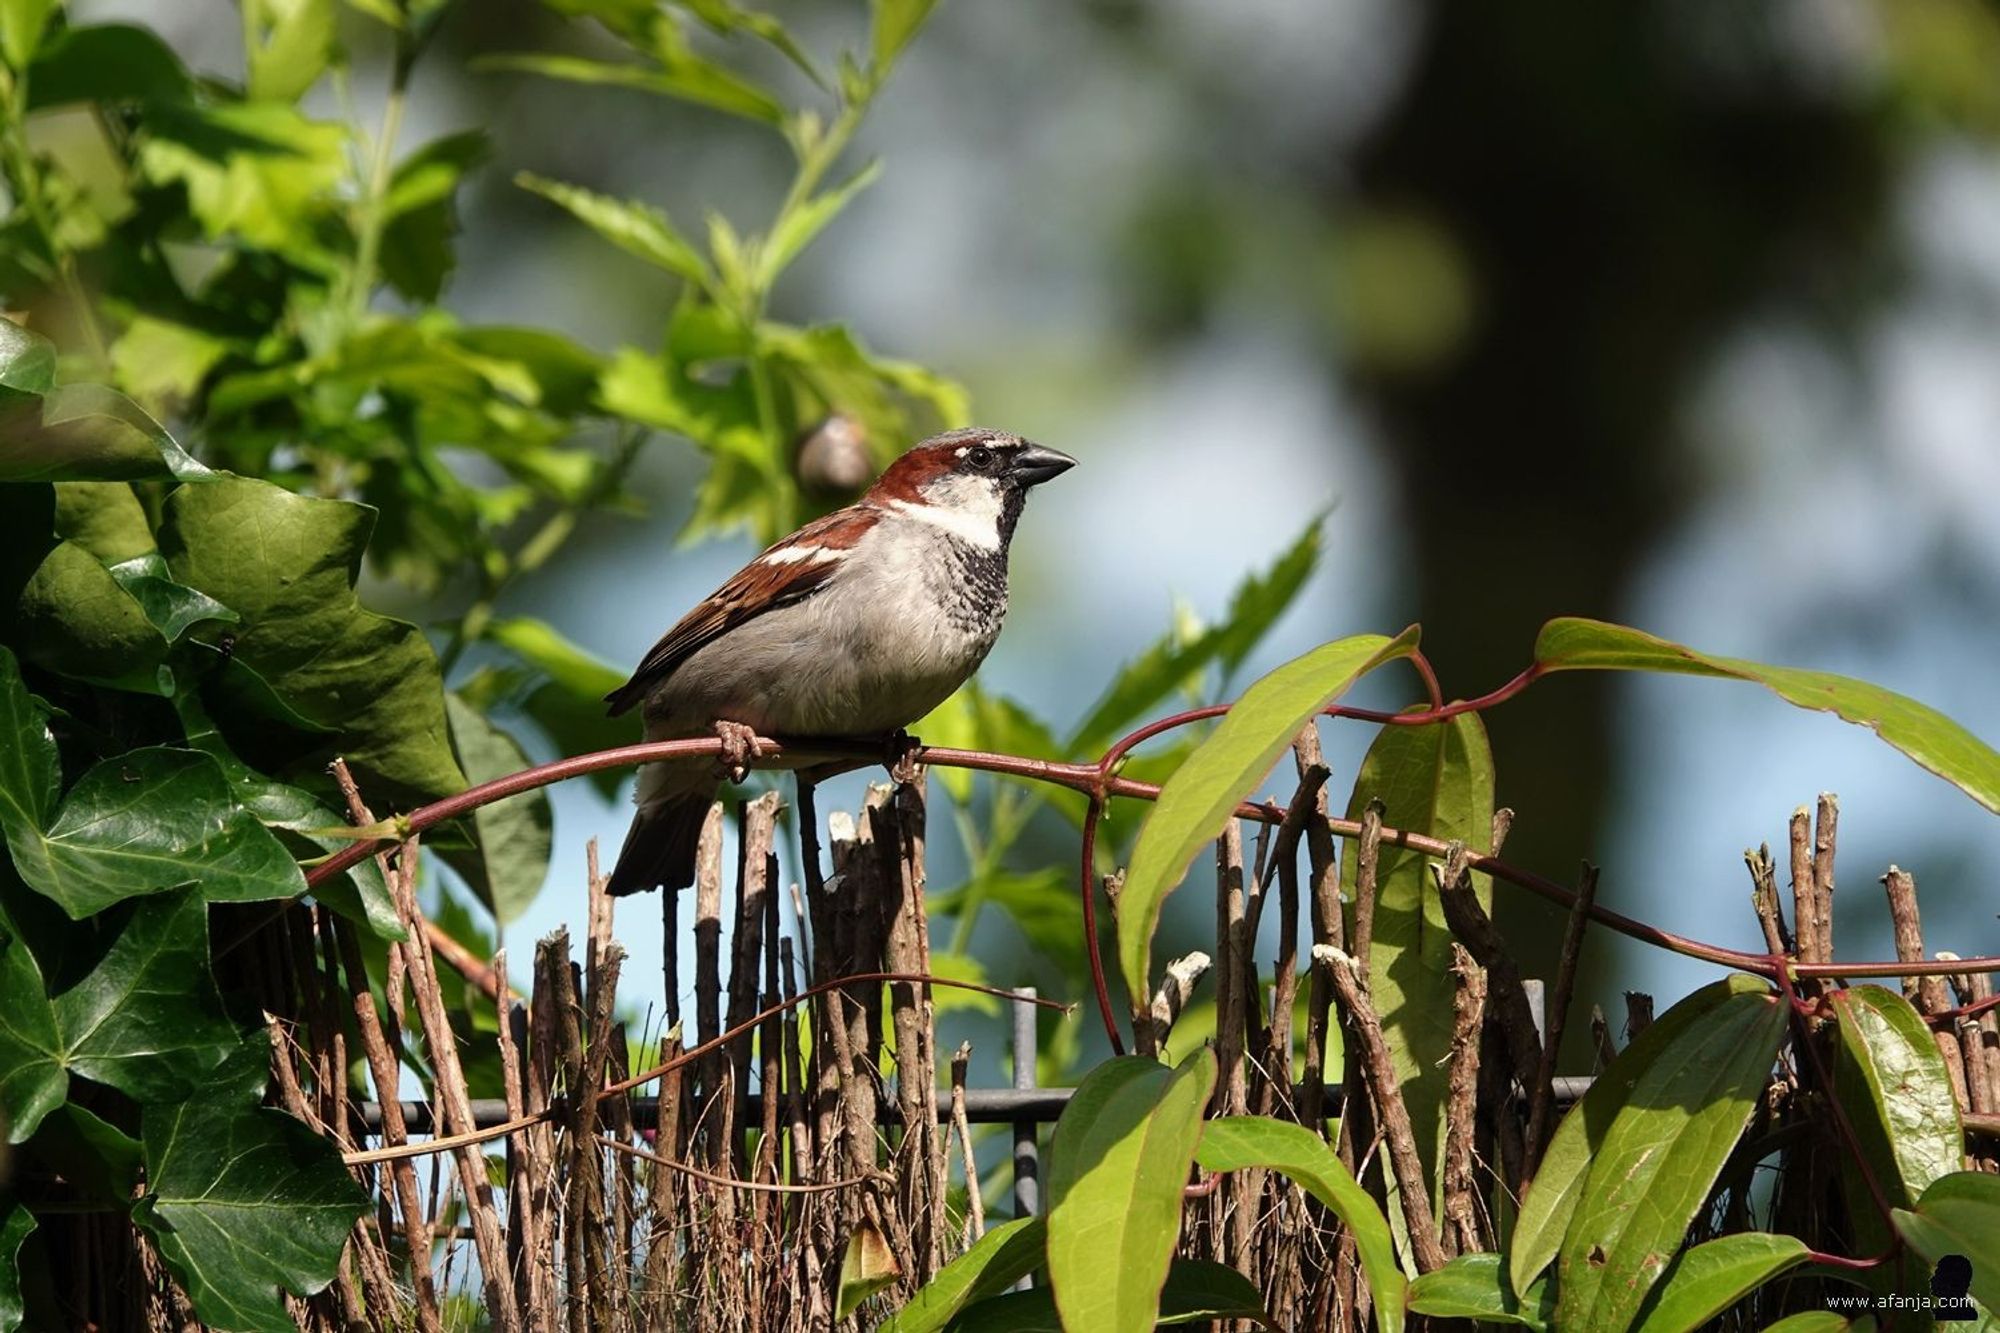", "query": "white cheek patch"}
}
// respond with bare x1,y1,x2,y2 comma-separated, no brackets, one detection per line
758,544,848,567
891,476,1003,551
